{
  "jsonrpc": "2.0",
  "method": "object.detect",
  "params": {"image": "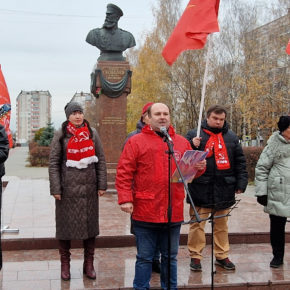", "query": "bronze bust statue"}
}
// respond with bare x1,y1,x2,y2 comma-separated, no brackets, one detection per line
86,3,136,61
